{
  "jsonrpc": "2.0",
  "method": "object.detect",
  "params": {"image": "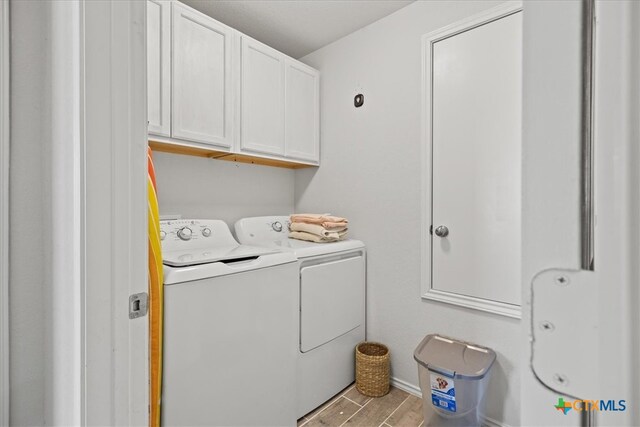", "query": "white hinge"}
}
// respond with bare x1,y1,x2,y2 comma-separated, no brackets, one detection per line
531,268,598,399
